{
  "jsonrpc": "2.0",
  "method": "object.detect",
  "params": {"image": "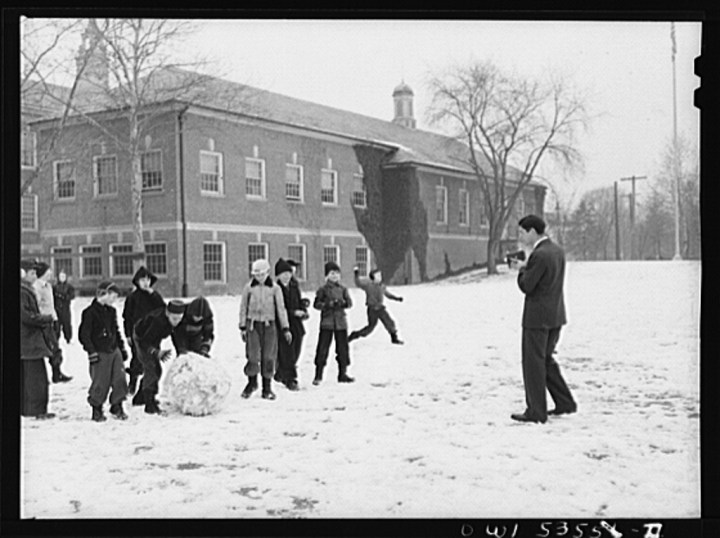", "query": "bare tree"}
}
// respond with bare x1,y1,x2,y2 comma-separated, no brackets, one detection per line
427,61,588,274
